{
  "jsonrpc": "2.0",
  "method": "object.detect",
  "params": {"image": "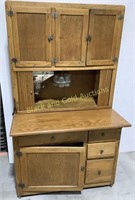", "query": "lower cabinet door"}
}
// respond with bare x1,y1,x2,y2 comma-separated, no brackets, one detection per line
19,146,85,192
